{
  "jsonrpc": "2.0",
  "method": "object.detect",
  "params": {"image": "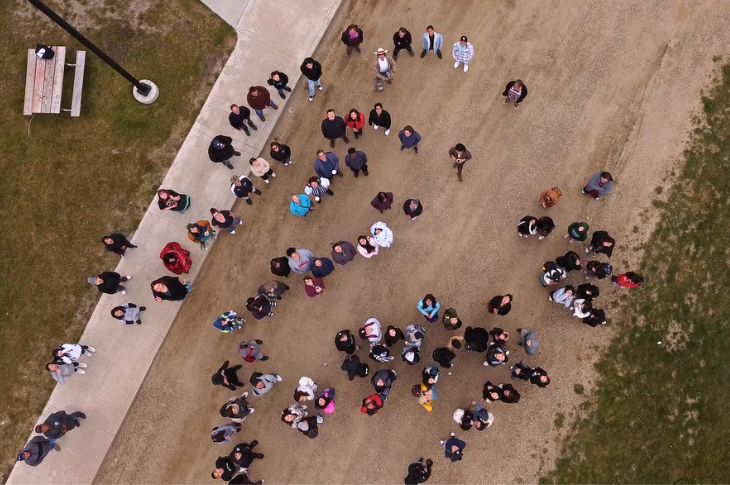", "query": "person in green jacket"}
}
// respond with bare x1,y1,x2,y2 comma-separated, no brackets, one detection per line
564,221,589,242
